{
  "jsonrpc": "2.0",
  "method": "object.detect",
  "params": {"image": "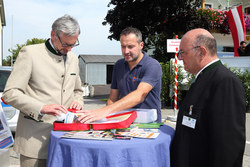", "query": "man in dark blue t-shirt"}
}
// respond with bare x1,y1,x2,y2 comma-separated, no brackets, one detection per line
111,51,162,122
78,27,162,123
